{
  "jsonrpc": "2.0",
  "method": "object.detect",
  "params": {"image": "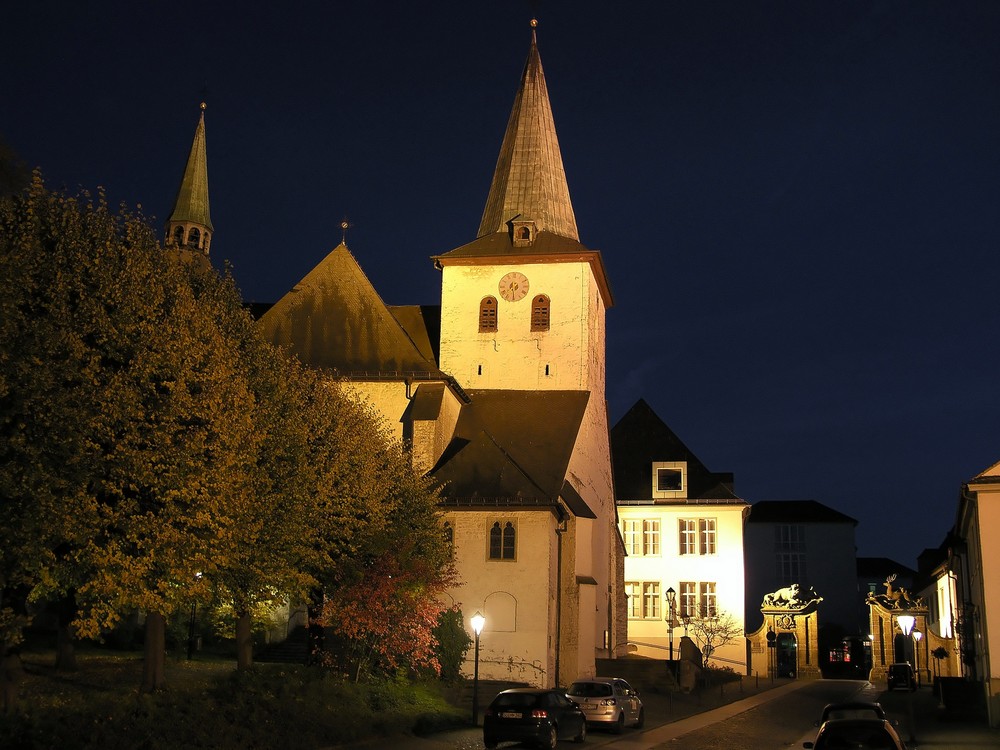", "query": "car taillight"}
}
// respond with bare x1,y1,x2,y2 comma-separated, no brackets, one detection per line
531,709,548,718
600,698,617,706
